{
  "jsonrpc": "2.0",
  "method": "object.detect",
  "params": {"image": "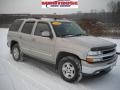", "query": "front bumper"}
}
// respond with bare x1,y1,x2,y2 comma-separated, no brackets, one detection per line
81,54,118,75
